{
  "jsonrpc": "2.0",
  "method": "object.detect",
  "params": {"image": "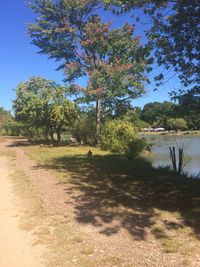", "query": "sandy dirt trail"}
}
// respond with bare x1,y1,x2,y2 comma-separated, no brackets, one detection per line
0,153,44,267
